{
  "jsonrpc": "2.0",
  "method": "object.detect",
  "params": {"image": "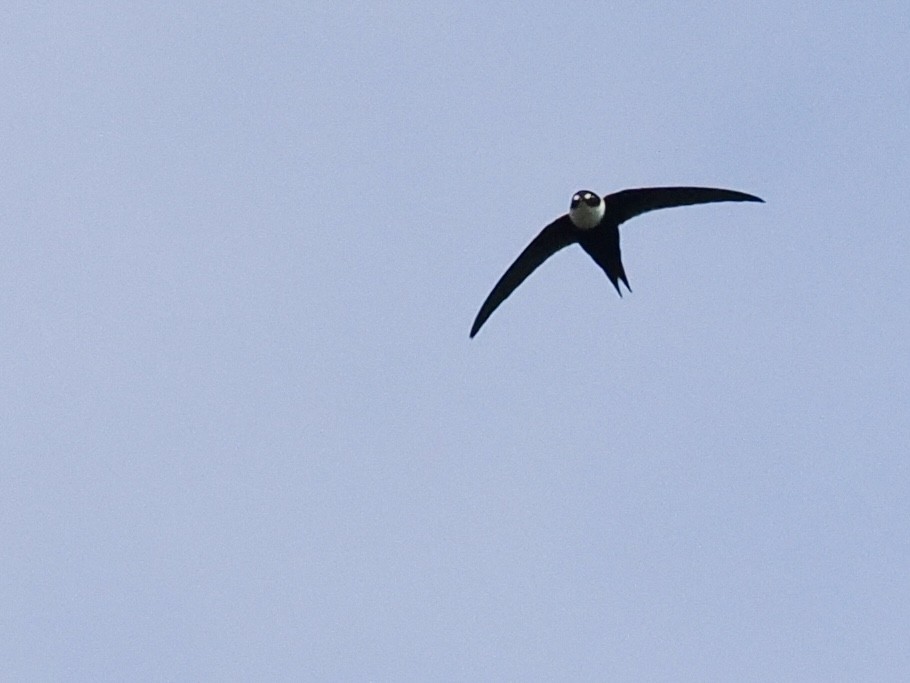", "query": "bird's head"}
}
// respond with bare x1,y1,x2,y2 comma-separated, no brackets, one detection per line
569,190,604,229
